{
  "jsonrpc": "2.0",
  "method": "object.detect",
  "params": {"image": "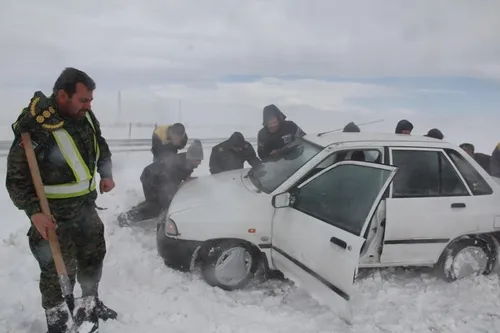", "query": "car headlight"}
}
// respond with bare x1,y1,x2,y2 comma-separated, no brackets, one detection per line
165,218,179,237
